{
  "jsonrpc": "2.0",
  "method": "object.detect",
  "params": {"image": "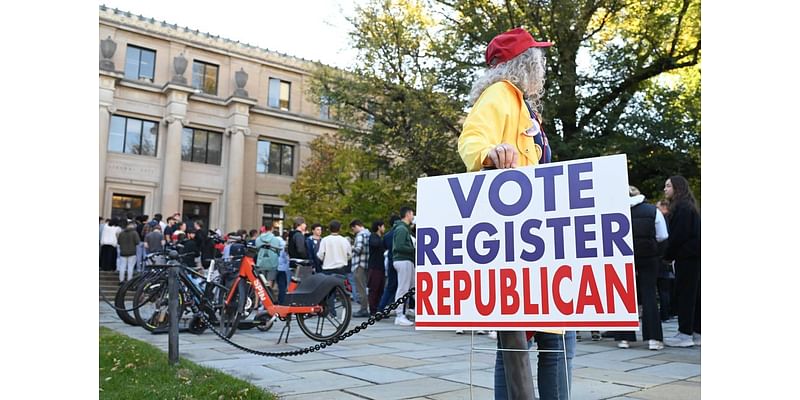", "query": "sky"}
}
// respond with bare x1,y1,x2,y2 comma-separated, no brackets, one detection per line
99,0,362,69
